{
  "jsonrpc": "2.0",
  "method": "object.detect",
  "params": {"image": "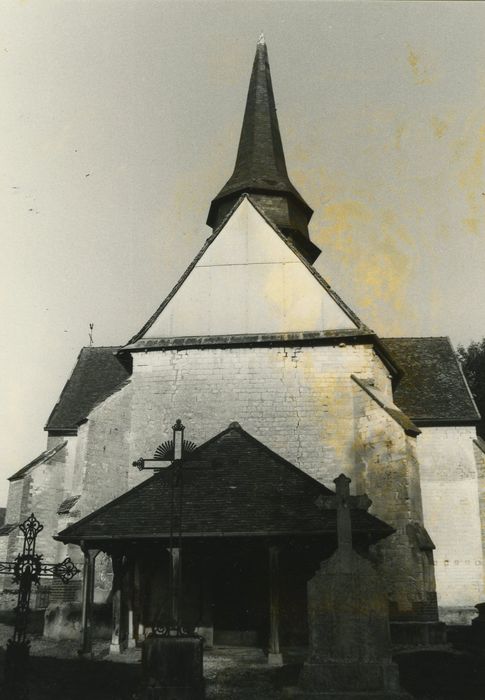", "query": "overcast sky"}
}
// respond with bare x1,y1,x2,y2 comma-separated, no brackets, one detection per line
1,0,485,506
